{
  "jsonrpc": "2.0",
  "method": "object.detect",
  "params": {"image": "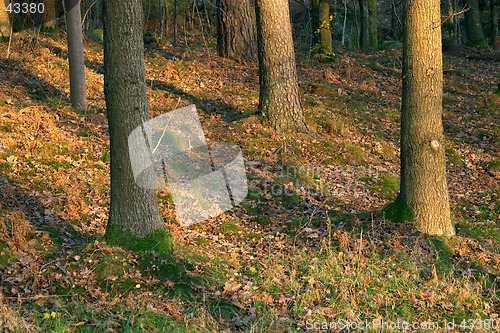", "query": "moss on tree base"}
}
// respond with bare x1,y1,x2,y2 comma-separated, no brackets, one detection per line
105,224,175,254
383,194,413,222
